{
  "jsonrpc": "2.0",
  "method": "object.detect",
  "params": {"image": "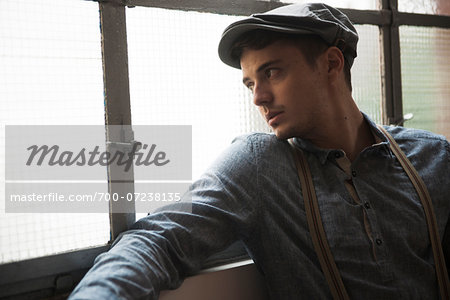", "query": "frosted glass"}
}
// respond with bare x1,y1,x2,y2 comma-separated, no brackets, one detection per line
0,0,110,263
400,26,450,139
398,0,450,15
127,8,269,180
352,25,382,124
279,0,377,10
